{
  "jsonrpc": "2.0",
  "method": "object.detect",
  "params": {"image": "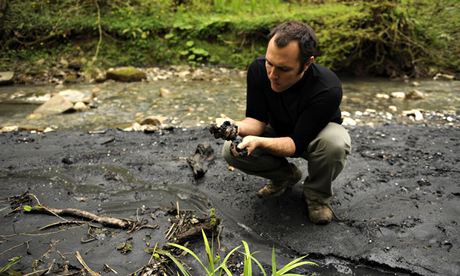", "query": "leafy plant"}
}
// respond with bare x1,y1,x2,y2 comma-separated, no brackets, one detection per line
161,229,316,275
180,40,211,65
166,229,239,275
